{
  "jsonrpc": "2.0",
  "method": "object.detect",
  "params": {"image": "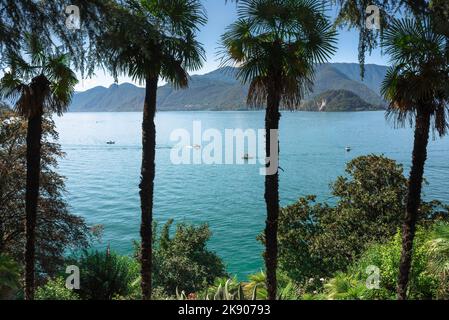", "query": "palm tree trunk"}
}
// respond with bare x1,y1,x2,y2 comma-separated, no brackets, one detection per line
264,84,281,301
140,75,158,300
397,108,431,300
24,110,43,300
